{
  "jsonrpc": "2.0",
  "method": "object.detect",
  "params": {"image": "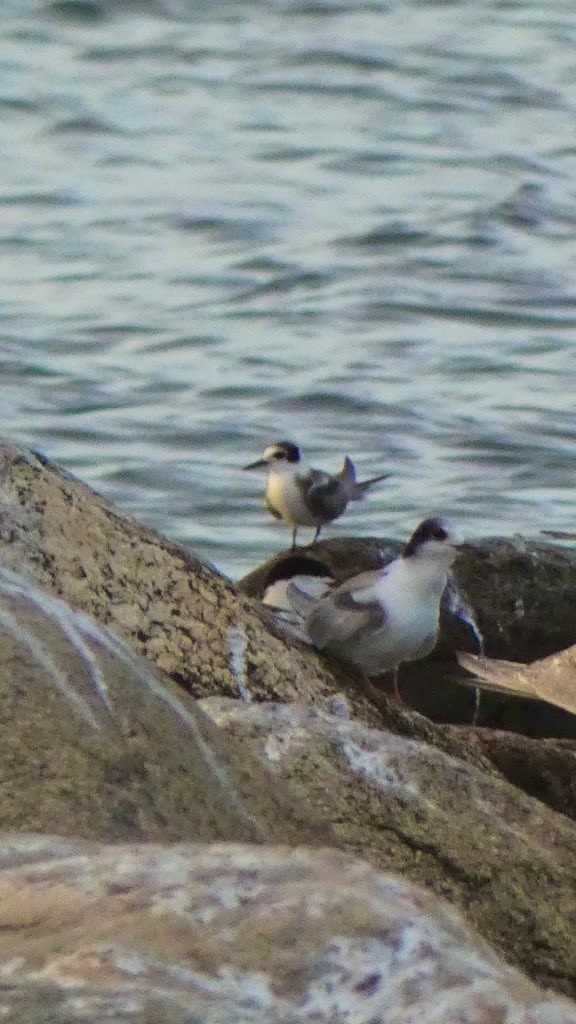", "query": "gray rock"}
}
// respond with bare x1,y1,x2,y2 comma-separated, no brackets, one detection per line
0,566,320,846
3,440,576,1002
201,698,576,999
0,834,574,1024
